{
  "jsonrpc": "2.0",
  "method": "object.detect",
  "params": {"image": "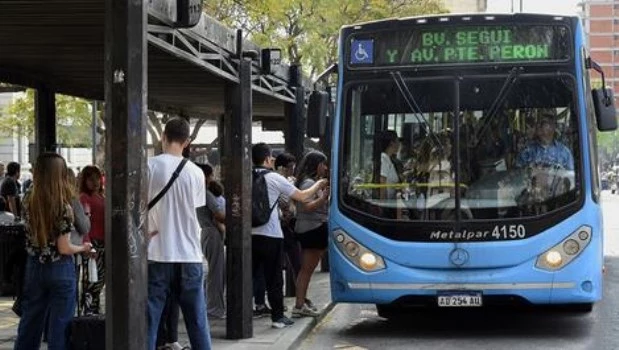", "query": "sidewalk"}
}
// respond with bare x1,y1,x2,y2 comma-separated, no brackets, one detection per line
0,271,333,350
